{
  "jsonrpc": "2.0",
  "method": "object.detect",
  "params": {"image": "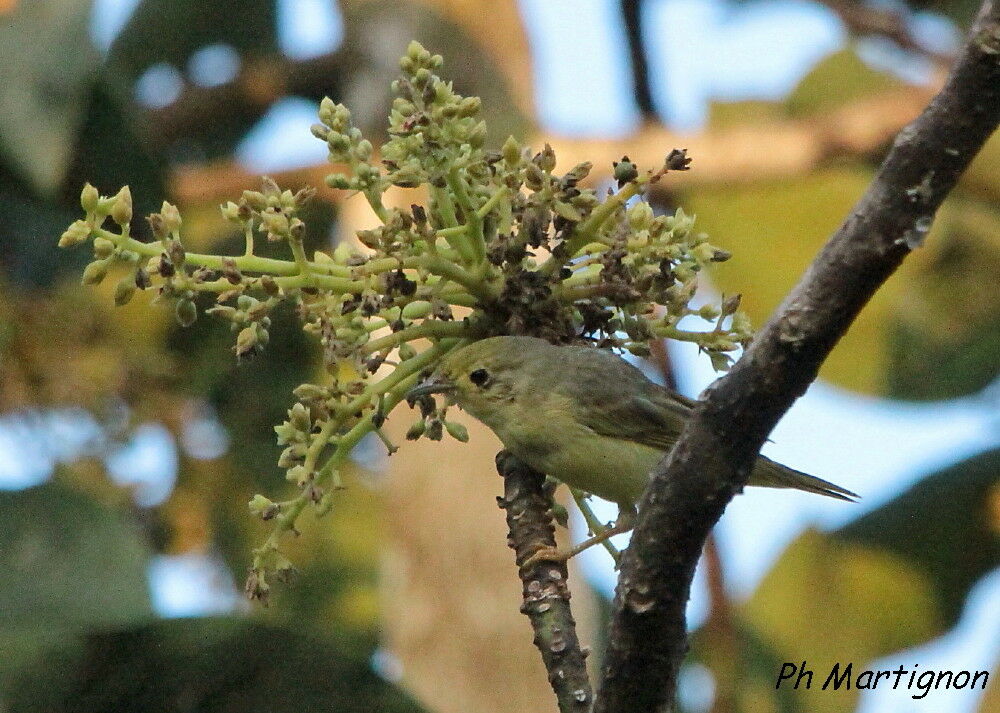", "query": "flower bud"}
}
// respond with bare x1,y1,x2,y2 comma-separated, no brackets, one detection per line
82,260,108,285
613,156,638,186
114,274,137,305
445,421,469,443
110,186,133,226
502,135,521,166
175,298,197,327
80,183,100,213
160,201,182,233
405,420,426,440
59,220,91,248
